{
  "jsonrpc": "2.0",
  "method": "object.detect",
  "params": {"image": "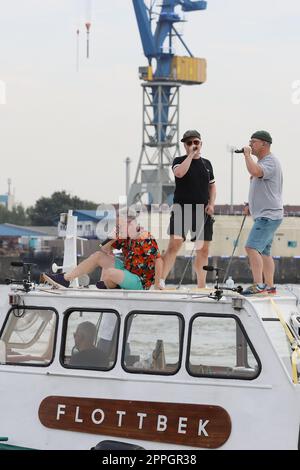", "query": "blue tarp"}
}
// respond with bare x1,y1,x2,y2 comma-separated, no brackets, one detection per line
0,224,47,238
73,210,116,223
